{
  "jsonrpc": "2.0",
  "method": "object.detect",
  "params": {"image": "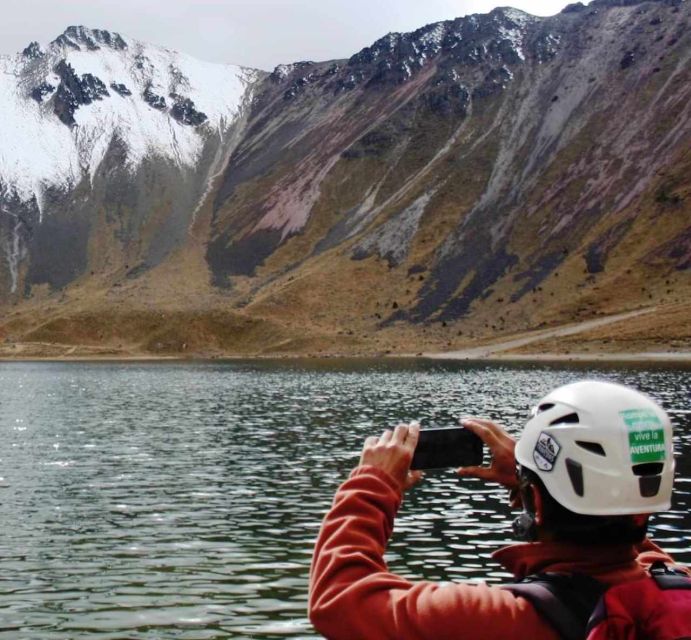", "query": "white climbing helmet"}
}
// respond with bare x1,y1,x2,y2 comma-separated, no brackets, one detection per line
515,380,674,516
